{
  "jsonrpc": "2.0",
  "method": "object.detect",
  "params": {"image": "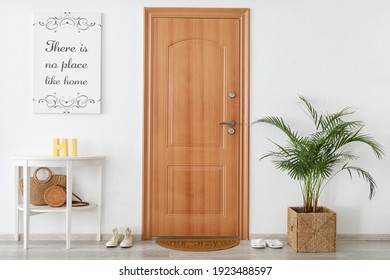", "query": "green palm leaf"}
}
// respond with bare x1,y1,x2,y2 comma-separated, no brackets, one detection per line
253,96,385,212
342,165,377,199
